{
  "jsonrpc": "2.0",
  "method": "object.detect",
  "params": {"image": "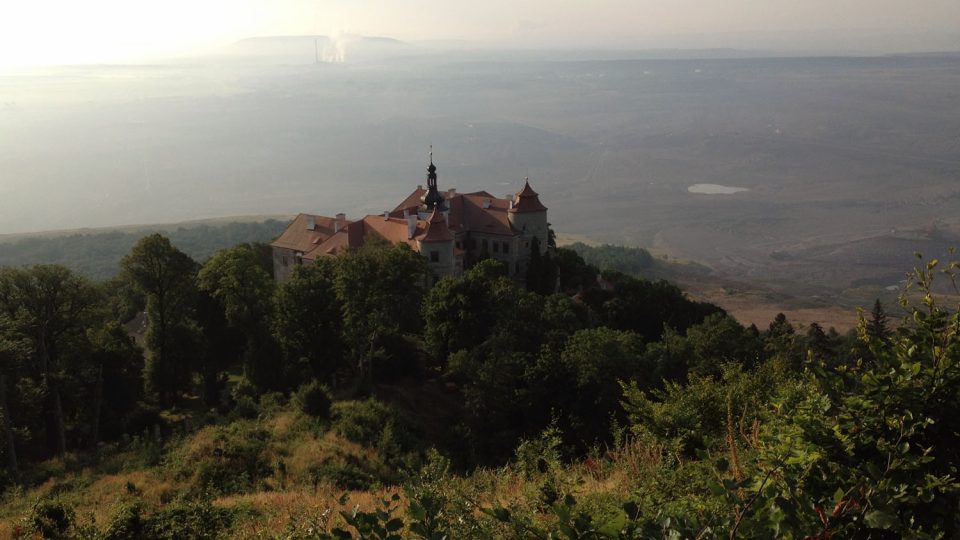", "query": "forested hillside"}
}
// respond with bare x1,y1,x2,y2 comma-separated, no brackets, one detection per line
0,234,957,539
0,220,288,280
